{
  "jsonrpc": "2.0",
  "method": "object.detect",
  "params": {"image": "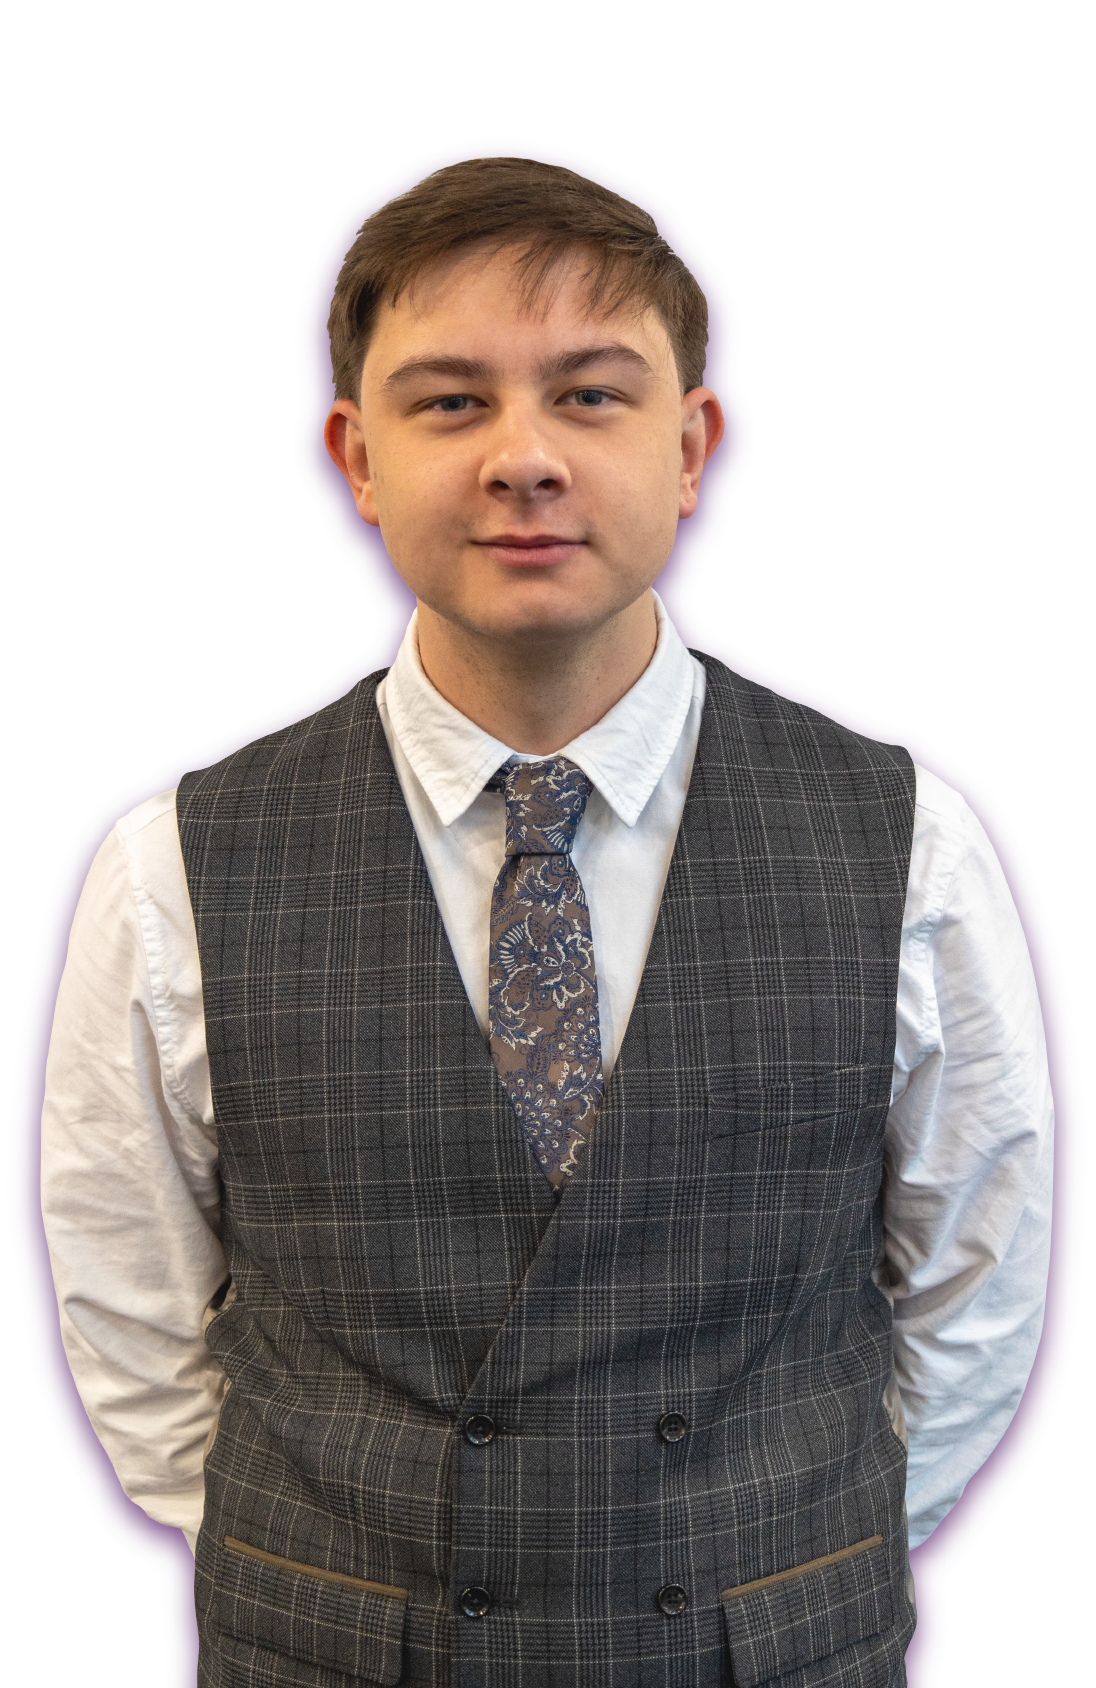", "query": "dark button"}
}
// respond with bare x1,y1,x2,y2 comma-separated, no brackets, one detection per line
463,1414,497,1446
656,1584,689,1616
657,1411,688,1443
459,1586,492,1619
